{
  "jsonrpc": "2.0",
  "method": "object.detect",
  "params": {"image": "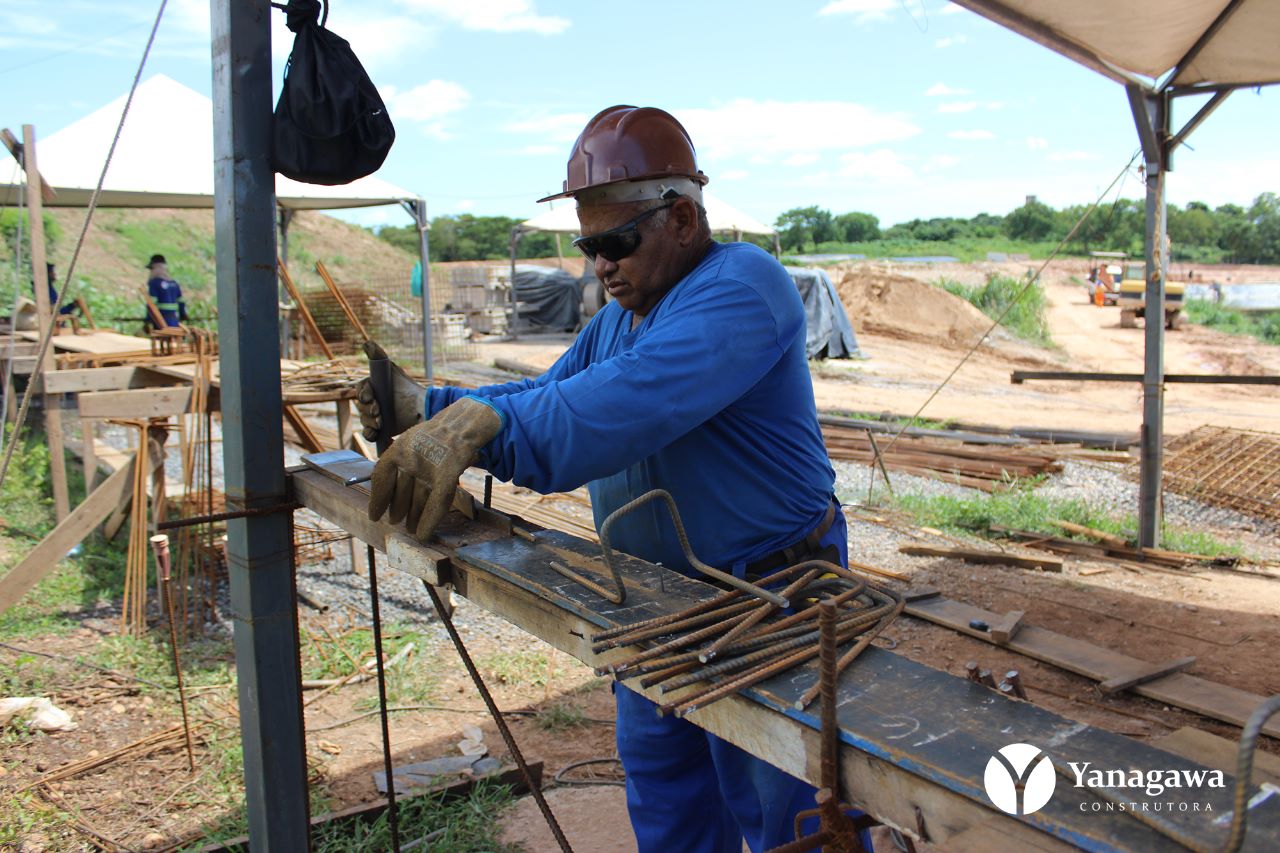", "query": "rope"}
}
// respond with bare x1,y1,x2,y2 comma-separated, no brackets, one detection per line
0,0,168,494
876,149,1143,459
